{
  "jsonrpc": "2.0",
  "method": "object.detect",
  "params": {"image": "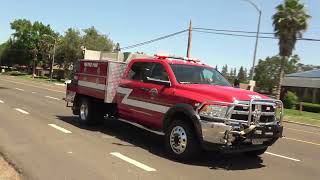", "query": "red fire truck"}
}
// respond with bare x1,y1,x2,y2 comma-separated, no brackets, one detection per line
65,54,283,160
